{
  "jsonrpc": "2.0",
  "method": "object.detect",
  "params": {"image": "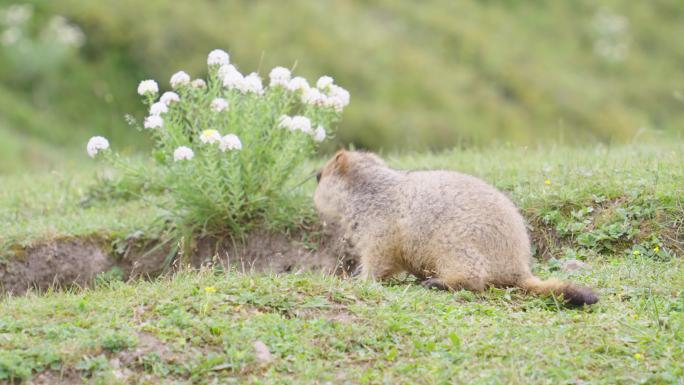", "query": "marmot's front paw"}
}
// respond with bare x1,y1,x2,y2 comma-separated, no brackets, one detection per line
421,278,450,291
351,263,362,277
